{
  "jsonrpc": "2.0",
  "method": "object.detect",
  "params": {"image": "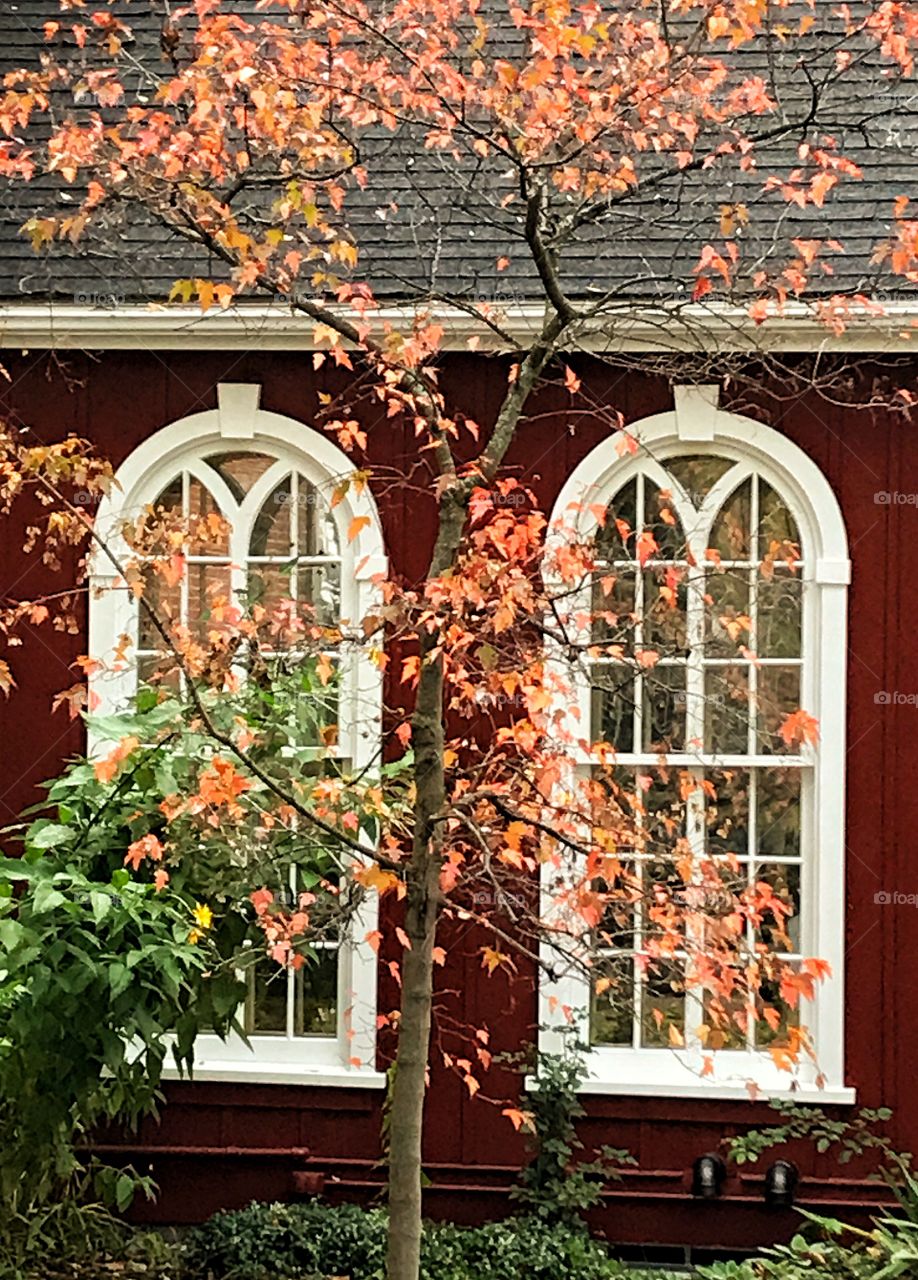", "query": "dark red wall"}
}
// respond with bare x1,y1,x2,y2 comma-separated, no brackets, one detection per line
0,349,911,1251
